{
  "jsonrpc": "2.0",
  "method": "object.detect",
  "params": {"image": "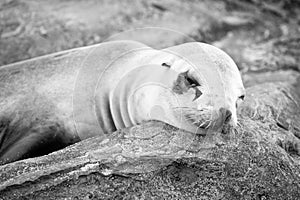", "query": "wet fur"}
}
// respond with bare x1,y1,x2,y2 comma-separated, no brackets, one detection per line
0,41,243,165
